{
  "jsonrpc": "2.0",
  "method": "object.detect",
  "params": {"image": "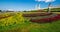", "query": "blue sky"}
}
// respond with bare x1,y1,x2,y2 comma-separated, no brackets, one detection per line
0,0,60,11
